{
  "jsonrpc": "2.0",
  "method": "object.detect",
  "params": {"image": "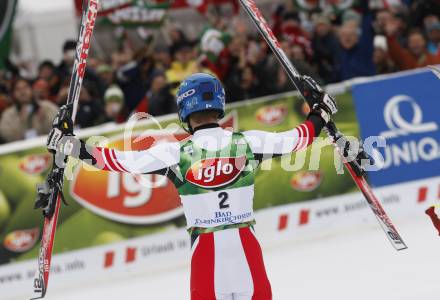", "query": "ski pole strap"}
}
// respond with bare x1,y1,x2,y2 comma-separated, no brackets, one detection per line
188,220,256,236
